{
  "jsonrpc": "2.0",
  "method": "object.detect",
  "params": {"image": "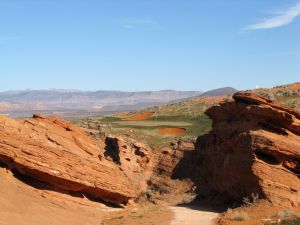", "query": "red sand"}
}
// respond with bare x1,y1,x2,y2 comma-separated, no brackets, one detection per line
157,128,186,135
125,112,155,121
